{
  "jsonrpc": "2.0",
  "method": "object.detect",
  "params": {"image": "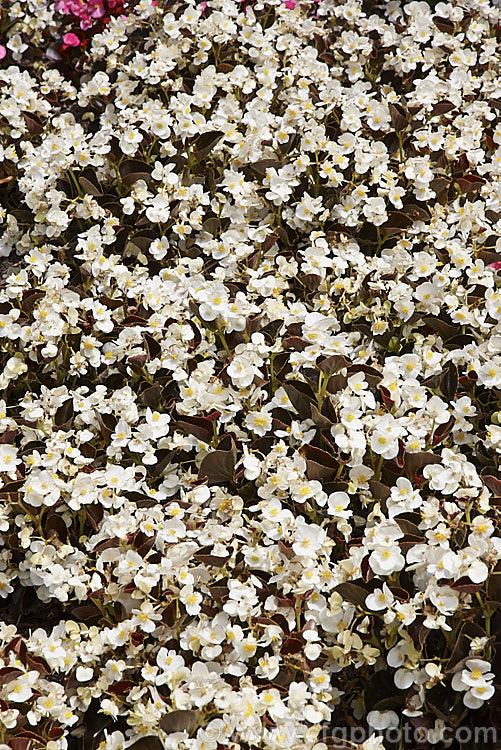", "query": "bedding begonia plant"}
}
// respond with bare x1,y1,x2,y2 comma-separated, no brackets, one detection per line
0,0,501,749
